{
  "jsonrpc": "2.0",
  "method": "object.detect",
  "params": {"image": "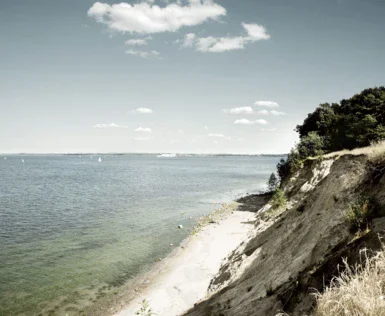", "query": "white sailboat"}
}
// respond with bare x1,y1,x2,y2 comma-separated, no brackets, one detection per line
98,157,102,162
21,159,24,163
